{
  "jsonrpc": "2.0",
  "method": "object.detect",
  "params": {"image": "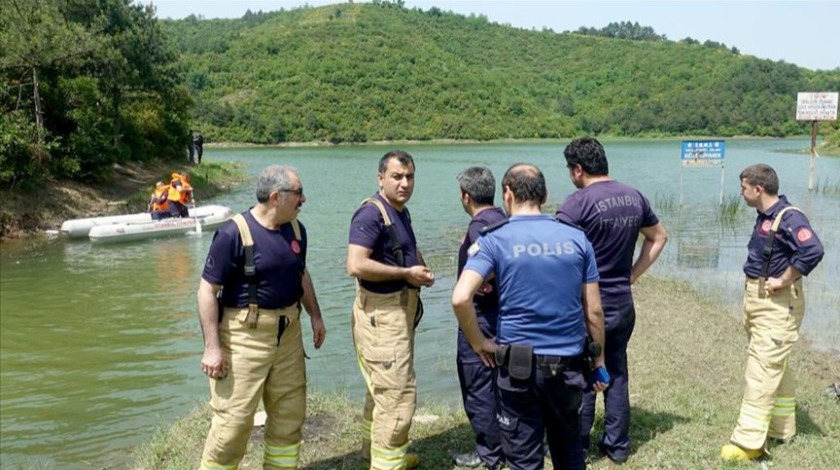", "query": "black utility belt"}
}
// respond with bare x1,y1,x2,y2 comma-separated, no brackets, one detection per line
361,286,415,295
495,344,583,380
223,303,298,310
